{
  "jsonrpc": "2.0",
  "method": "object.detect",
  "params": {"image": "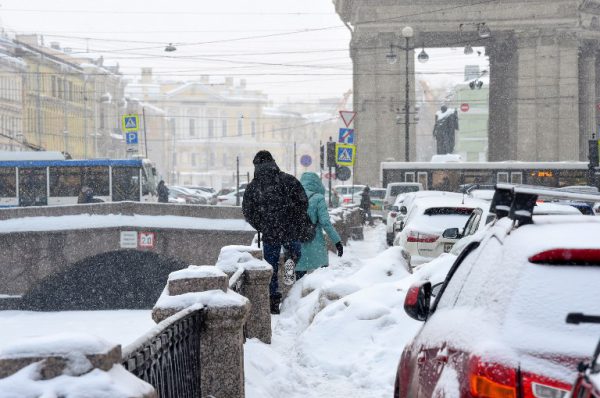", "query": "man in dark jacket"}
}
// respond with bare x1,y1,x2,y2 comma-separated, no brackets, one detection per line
242,150,308,314
157,180,169,203
360,186,374,226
